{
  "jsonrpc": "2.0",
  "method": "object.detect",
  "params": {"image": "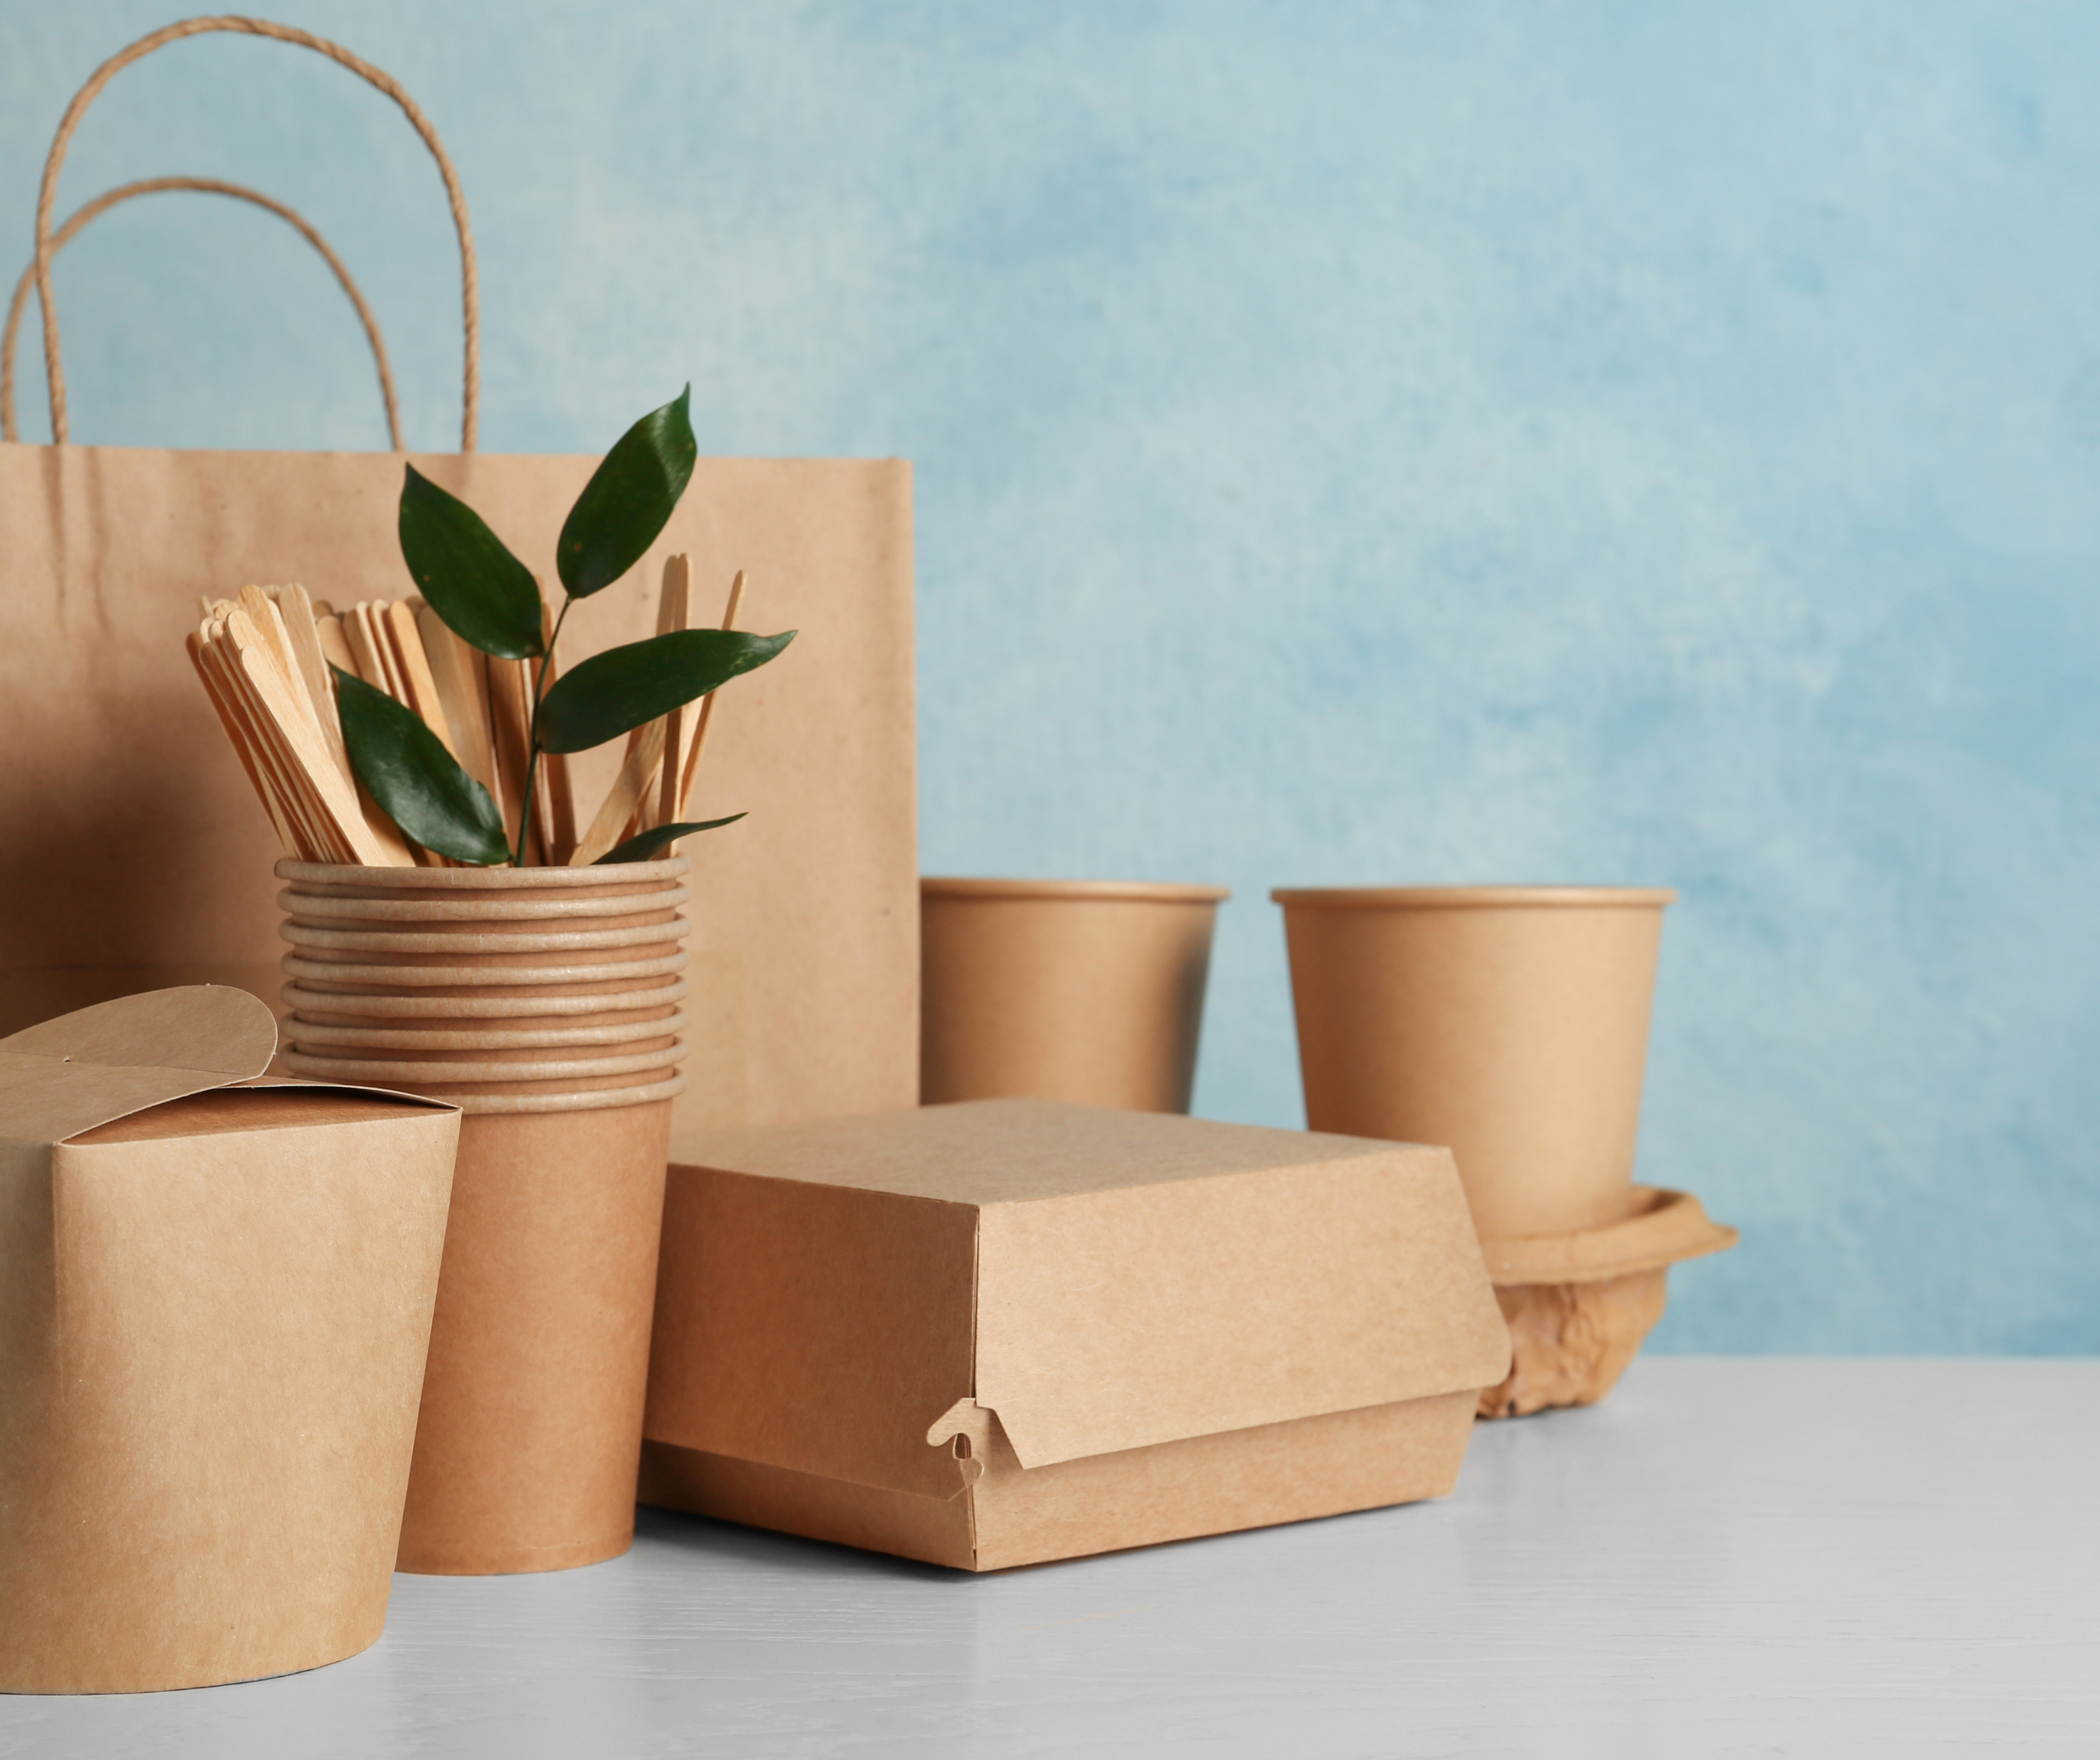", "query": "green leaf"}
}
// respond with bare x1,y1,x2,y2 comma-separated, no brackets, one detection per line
557,387,699,599
333,667,512,864
595,815,748,864
398,464,545,659
535,627,795,754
